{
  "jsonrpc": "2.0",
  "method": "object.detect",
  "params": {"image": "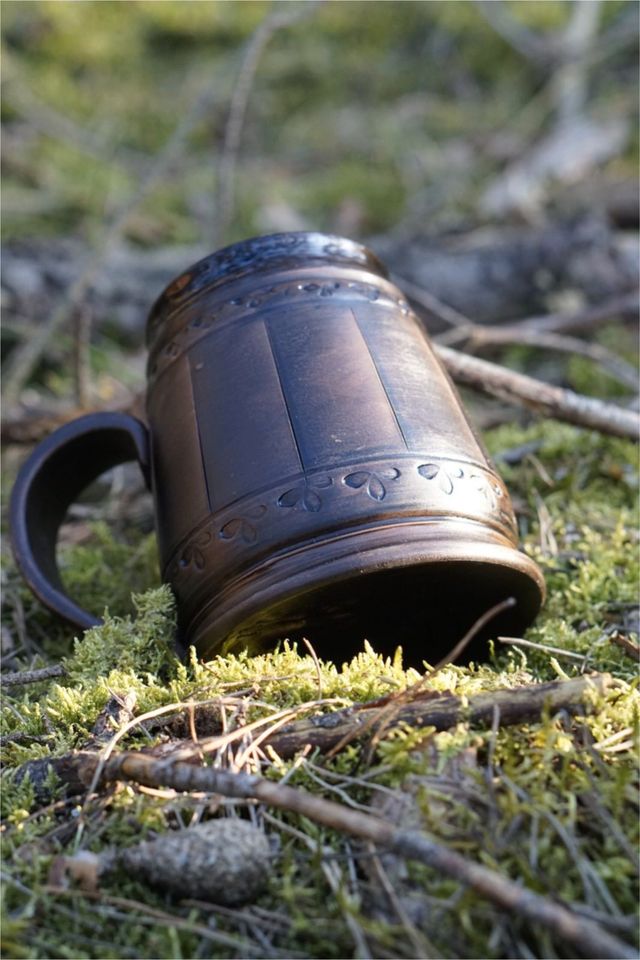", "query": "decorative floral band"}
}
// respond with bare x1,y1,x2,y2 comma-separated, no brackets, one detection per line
167,457,517,581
